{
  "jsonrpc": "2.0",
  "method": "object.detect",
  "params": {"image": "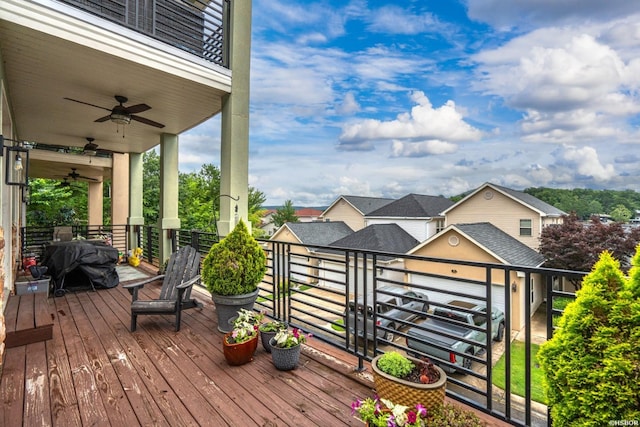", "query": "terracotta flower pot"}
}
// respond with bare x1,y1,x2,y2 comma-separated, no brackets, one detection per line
222,333,258,366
